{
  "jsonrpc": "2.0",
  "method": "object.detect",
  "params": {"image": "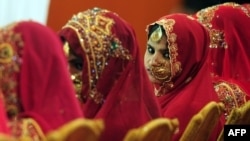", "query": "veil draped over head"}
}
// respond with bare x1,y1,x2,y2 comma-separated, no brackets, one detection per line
0,21,83,137
194,2,250,89
194,2,250,116
59,7,161,141
146,14,224,140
